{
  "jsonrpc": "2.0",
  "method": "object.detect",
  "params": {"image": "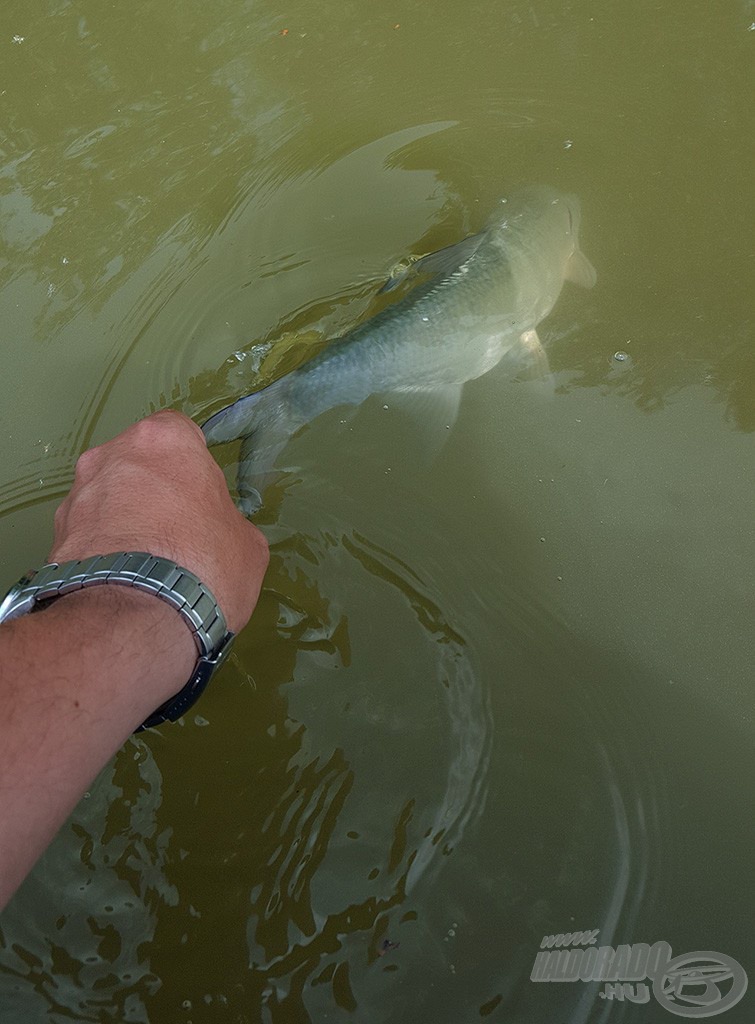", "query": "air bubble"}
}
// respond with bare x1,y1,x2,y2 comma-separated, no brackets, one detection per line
608,350,633,373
